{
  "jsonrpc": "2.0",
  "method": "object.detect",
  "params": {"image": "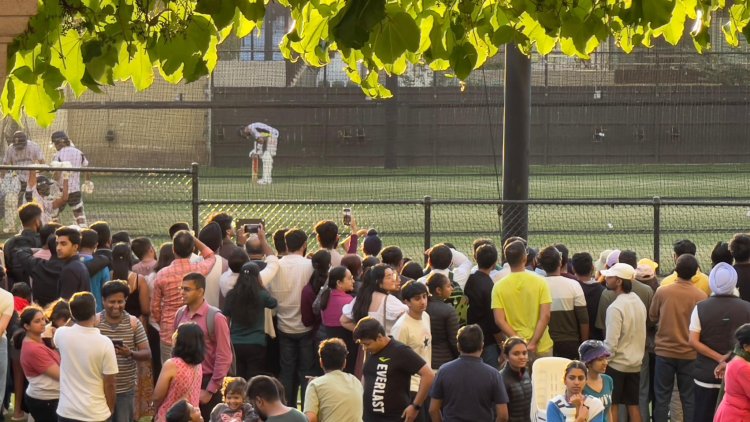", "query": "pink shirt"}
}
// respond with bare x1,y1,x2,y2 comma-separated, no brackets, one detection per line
155,357,201,422
132,258,156,277
174,300,232,394
715,358,750,420
321,290,354,327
